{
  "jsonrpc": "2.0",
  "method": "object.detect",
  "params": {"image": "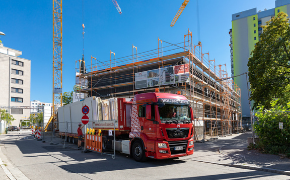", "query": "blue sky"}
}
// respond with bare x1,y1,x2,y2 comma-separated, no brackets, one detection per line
0,0,275,103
